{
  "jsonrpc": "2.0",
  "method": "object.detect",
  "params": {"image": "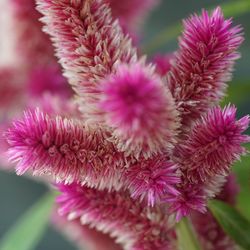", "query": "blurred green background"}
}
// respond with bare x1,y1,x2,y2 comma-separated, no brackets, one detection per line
0,0,250,249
